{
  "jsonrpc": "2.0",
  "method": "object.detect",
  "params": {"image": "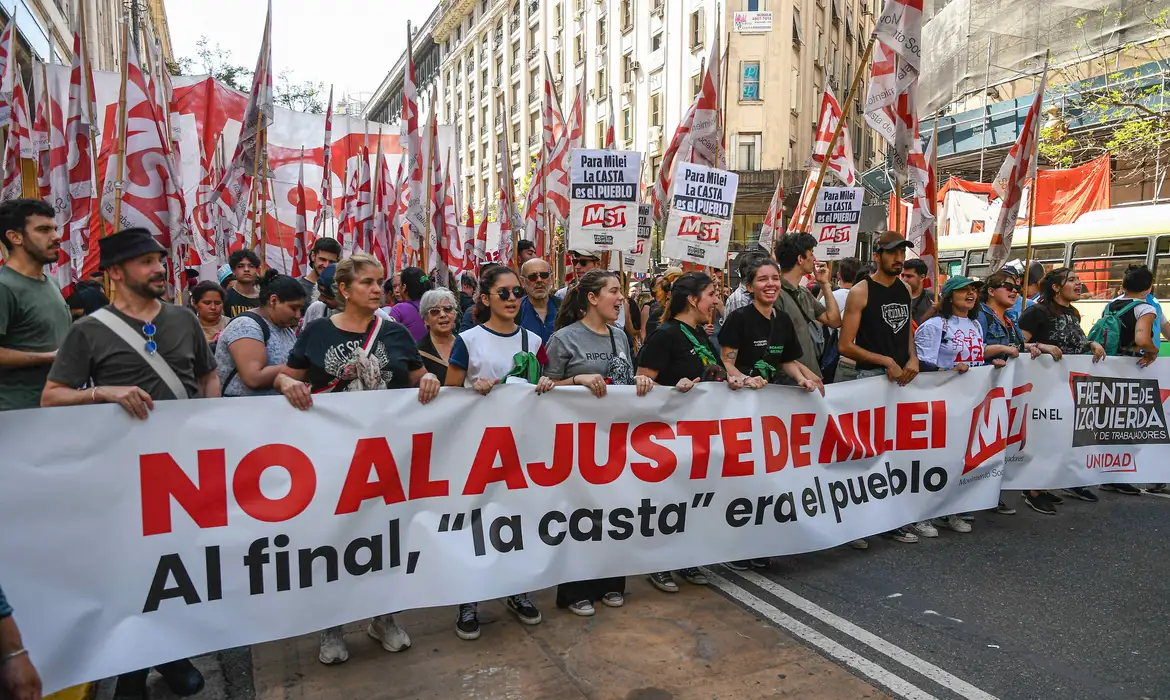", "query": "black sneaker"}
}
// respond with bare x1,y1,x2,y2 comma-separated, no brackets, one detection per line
155,659,205,697
725,560,750,571
679,567,708,585
1147,483,1170,494
1043,490,1064,505
1100,483,1142,495
1062,487,1100,503
750,558,770,568
506,593,542,625
1024,492,1057,515
455,603,480,640
648,571,679,593
995,500,1017,515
